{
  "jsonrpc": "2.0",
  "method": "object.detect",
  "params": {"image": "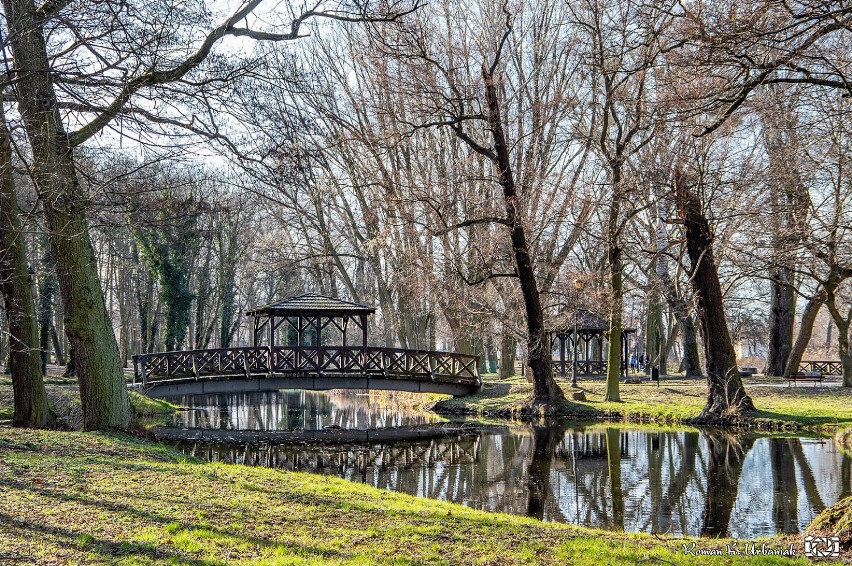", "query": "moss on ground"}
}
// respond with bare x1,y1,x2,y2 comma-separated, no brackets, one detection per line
0,428,825,565
435,374,852,431
807,496,852,551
